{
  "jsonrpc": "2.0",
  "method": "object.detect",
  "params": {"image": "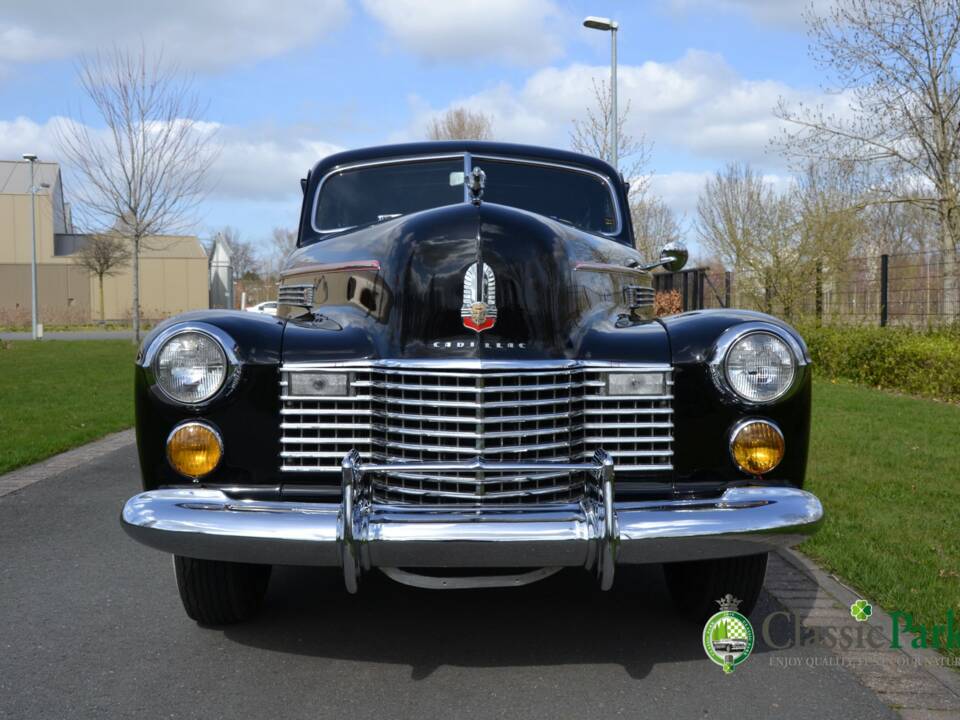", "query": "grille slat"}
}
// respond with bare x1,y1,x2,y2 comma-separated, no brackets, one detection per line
279,363,674,505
